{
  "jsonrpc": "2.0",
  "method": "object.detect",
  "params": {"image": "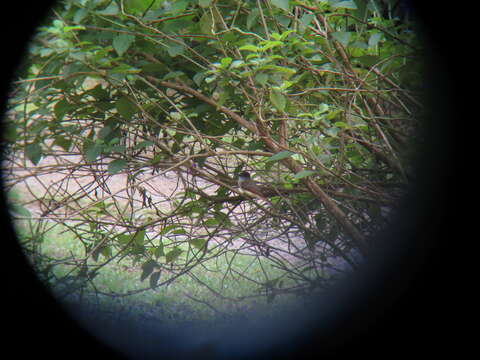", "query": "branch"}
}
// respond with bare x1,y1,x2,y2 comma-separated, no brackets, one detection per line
146,77,369,254
144,76,259,134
